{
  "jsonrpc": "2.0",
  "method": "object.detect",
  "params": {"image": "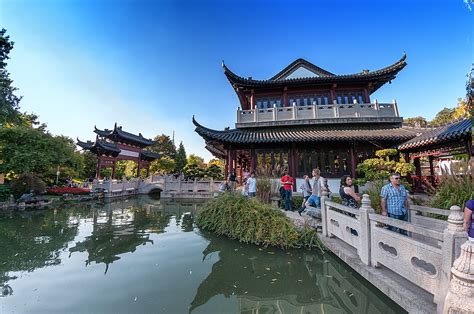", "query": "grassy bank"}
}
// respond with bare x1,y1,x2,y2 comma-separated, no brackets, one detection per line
196,193,324,251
